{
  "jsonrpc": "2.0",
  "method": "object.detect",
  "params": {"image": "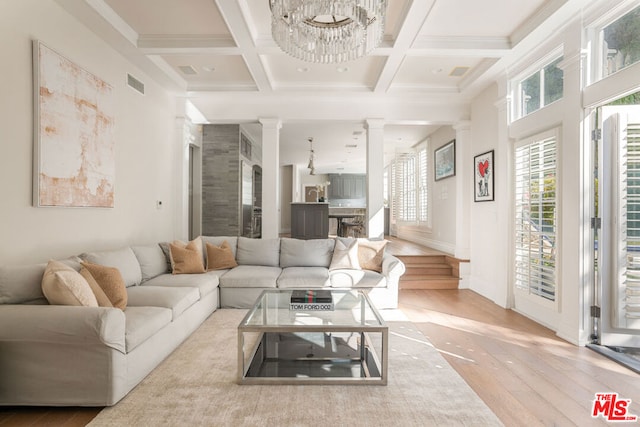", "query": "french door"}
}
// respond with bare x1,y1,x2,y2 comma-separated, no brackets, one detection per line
598,105,640,346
